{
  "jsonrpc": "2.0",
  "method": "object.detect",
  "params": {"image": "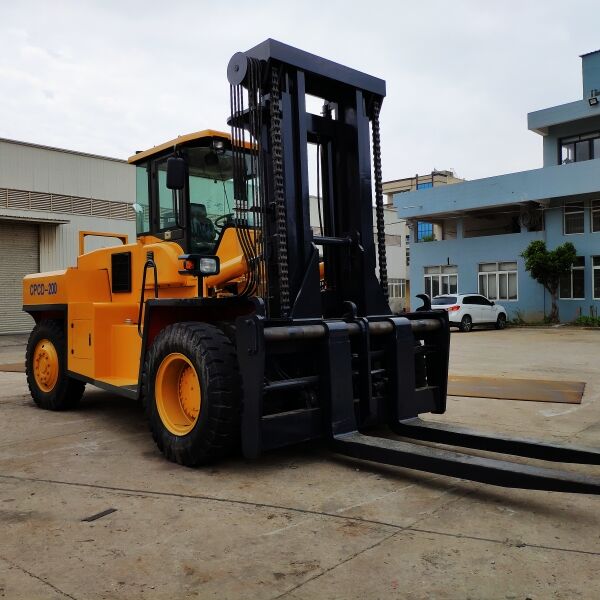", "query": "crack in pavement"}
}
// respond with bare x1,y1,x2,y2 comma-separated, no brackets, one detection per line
0,555,79,600
2,473,598,559
270,486,470,599
270,528,401,600
0,429,94,449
